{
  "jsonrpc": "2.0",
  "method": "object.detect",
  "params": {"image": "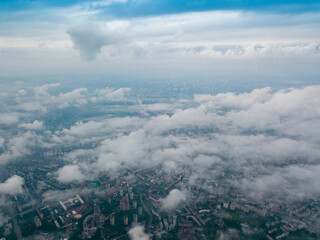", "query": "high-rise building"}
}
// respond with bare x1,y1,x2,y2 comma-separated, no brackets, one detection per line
138,206,143,215
130,192,134,200
133,201,137,209
120,194,130,211
110,215,115,225
133,214,138,223
123,216,128,226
